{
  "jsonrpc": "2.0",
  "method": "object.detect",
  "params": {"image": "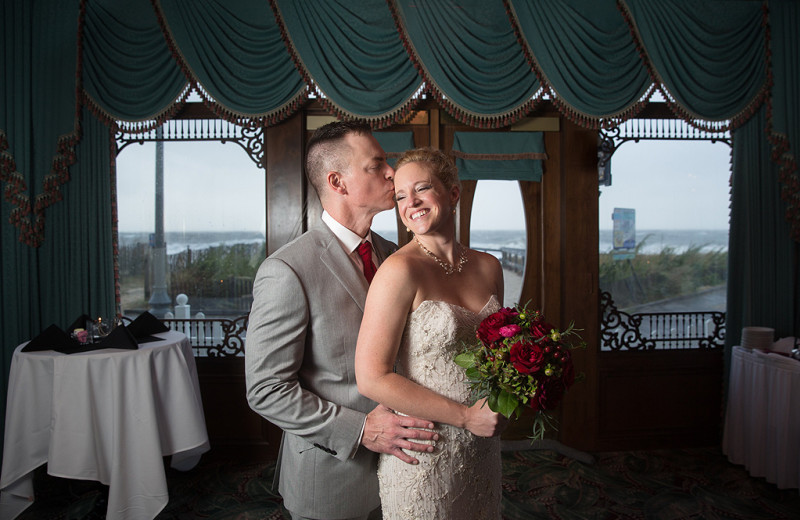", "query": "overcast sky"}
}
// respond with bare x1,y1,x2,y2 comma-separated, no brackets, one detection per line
116,137,732,234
